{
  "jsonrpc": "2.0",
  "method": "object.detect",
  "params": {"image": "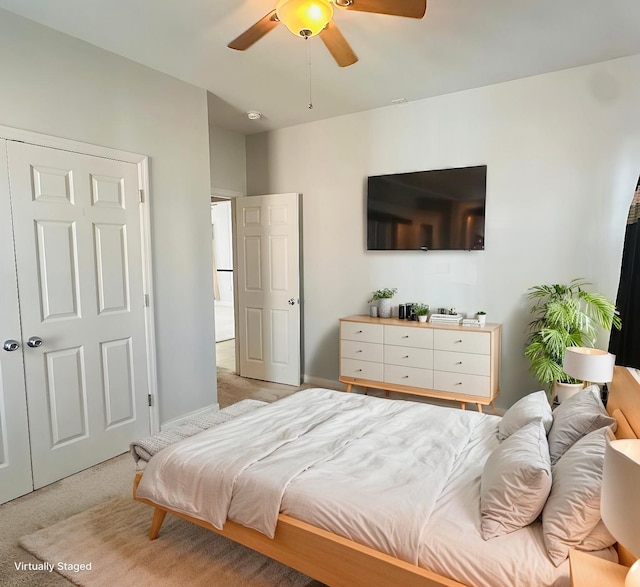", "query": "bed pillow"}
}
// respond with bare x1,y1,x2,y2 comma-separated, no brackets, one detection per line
547,385,616,465
498,390,553,440
542,426,615,566
480,419,552,540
